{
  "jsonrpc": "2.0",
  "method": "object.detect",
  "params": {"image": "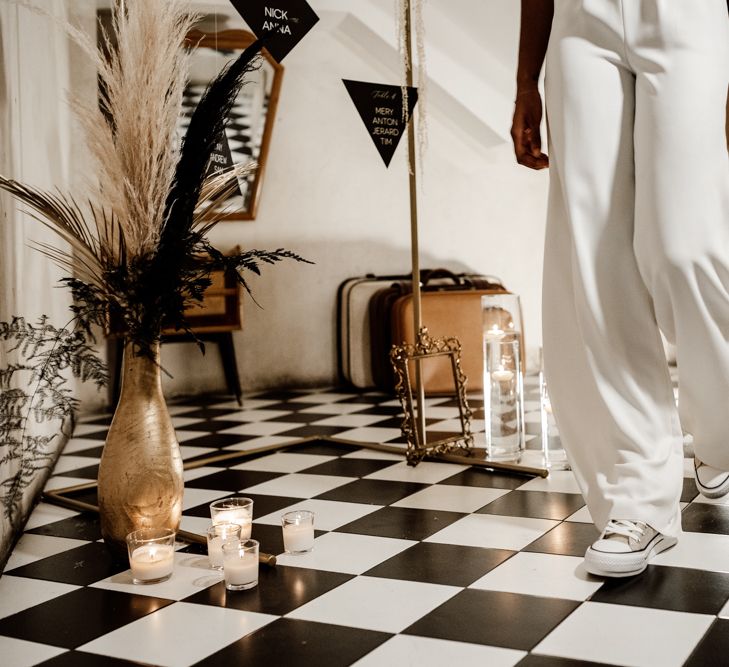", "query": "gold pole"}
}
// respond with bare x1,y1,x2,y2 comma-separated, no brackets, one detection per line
403,0,426,446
